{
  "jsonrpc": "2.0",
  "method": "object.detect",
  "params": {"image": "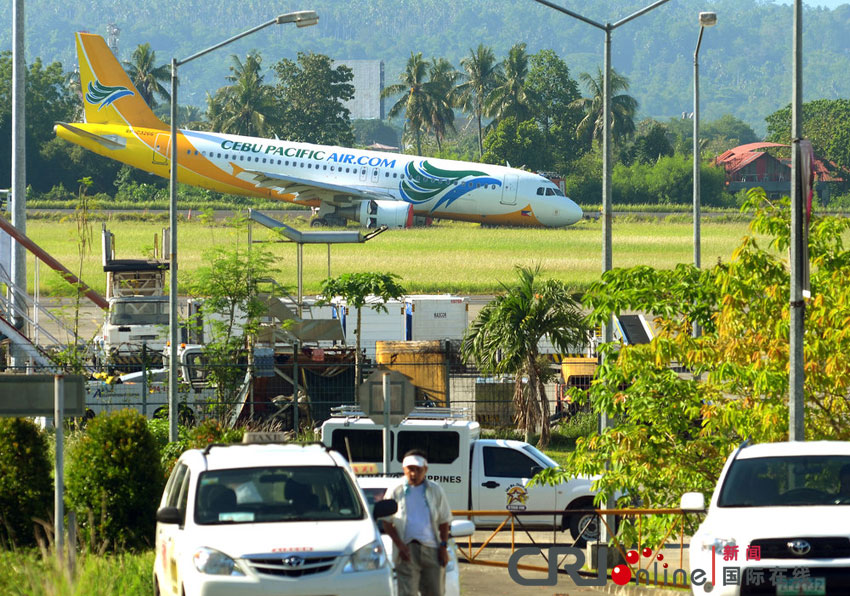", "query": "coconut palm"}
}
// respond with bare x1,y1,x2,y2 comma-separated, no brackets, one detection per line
571,66,638,146
485,43,533,127
455,44,502,158
460,266,589,448
206,53,276,137
382,52,437,155
123,43,170,108
426,58,459,152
